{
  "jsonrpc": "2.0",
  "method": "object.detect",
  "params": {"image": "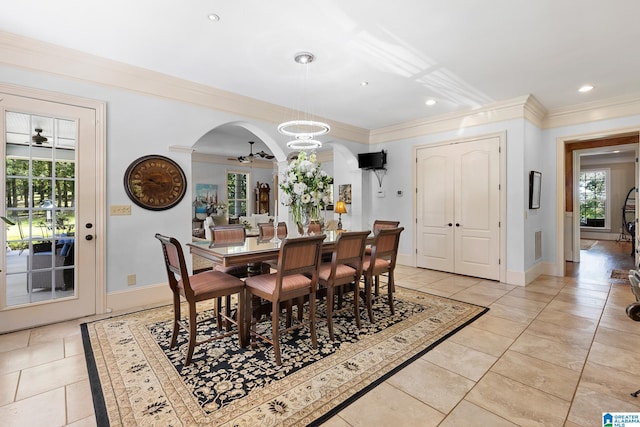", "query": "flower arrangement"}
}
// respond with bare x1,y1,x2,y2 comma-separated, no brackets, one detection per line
279,150,332,226
213,202,226,214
